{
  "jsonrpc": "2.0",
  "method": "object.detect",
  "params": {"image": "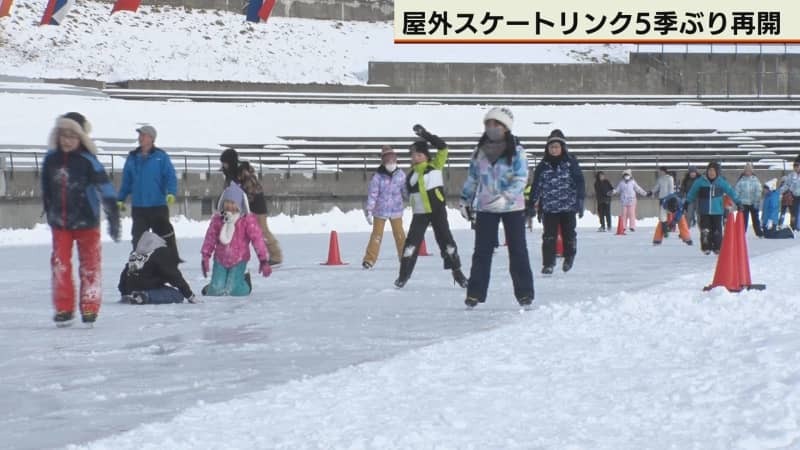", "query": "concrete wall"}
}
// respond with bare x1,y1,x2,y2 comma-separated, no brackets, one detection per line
369,54,800,95
96,0,392,21
2,167,786,229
